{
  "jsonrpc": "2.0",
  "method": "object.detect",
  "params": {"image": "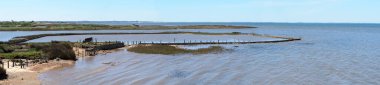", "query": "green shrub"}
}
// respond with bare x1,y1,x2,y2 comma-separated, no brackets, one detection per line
0,67,7,80
28,43,50,51
0,44,22,53
0,51,42,59
42,42,76,60
0,47,4,53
